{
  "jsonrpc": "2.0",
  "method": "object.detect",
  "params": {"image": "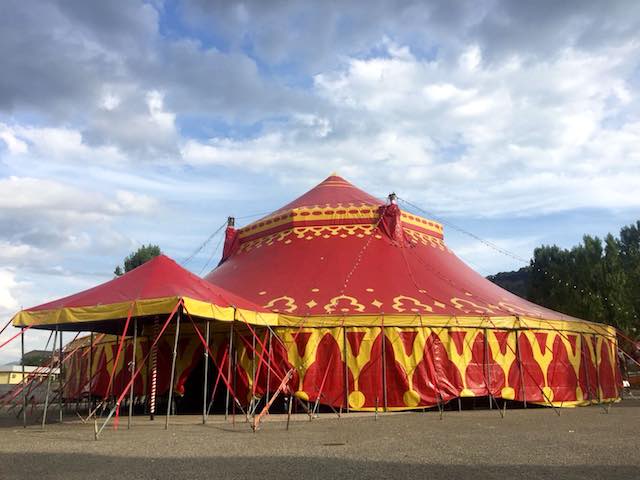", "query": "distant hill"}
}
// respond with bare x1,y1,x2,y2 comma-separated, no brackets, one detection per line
487,267,531,299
